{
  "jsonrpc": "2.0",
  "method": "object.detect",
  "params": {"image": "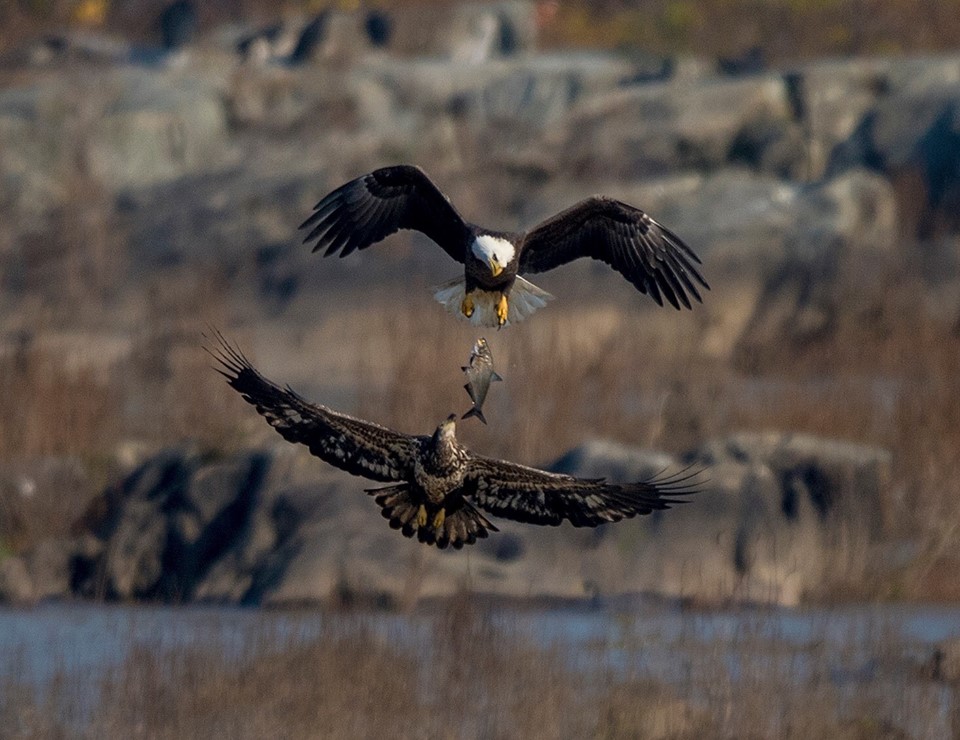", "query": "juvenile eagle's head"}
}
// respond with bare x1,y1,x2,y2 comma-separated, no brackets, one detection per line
471,235,515,277
435,413,458,443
